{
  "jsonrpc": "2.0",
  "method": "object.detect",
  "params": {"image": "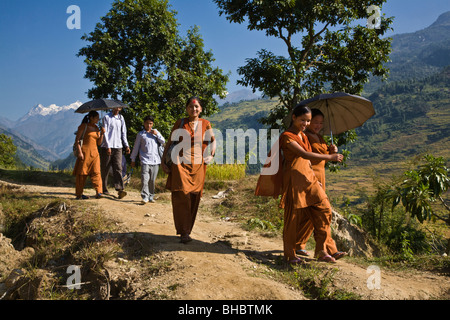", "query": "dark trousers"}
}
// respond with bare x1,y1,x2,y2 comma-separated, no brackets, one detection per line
100,147,124,192
171,191,202,236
